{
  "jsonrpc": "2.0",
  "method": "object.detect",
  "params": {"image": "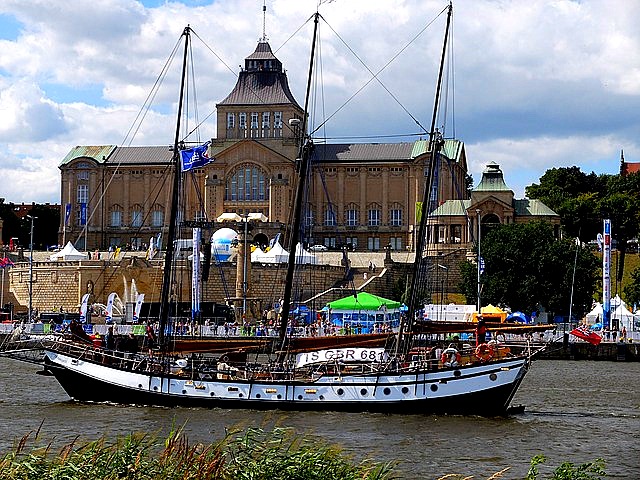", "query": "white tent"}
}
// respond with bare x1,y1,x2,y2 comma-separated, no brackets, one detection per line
585,303,603,324
294,243,317,265
251,240,288,263
611,302,635,331
49,241,87,261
